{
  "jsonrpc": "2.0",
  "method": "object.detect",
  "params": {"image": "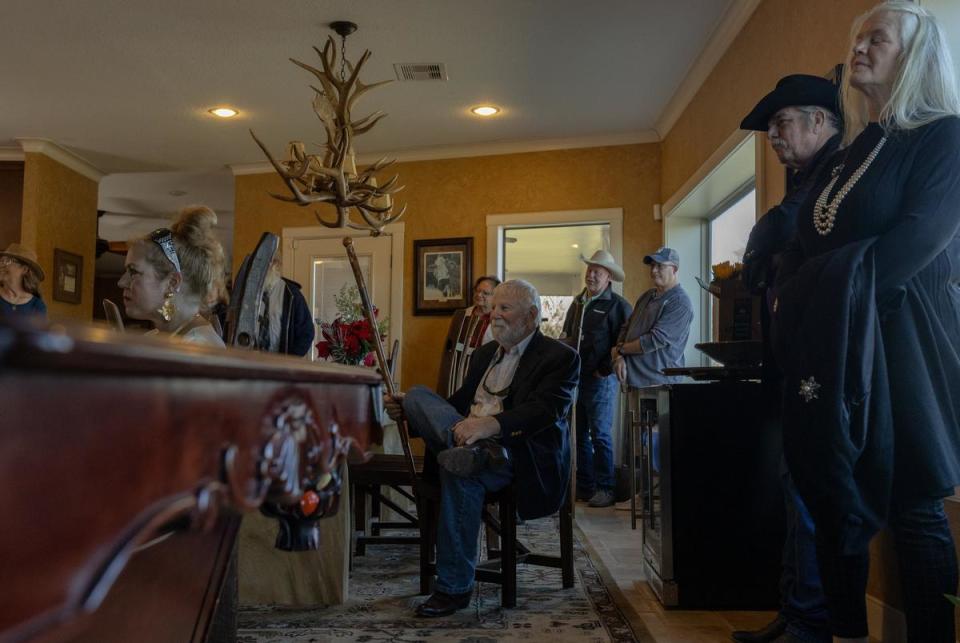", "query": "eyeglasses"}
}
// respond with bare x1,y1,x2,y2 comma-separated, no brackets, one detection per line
149,228,181,273
0,257,23,267
480,349,511,398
